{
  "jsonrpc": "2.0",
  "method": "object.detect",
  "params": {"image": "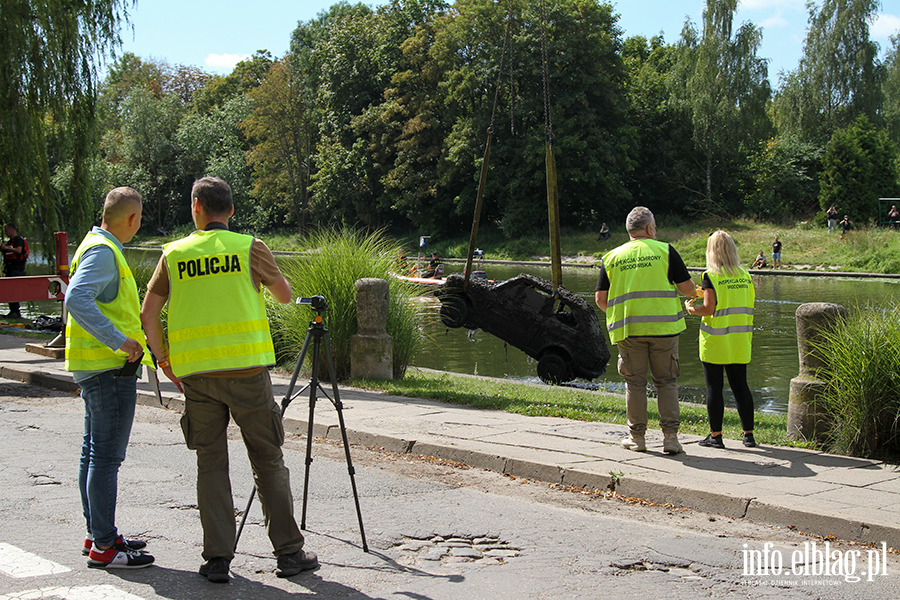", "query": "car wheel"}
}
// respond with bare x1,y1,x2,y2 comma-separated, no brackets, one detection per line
537,351,570,384
439,295,469,328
